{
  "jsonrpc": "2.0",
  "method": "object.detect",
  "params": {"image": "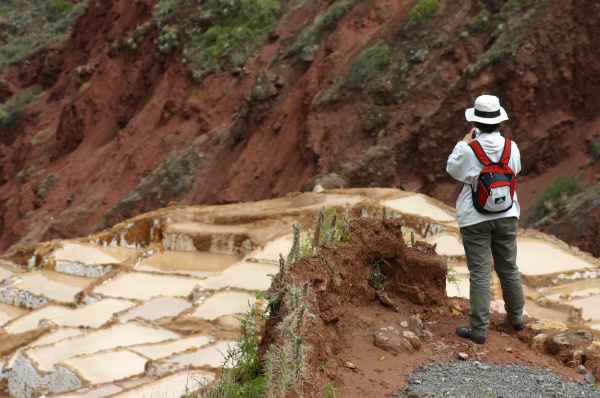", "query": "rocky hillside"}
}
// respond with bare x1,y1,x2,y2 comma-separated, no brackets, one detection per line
0,0,599,255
